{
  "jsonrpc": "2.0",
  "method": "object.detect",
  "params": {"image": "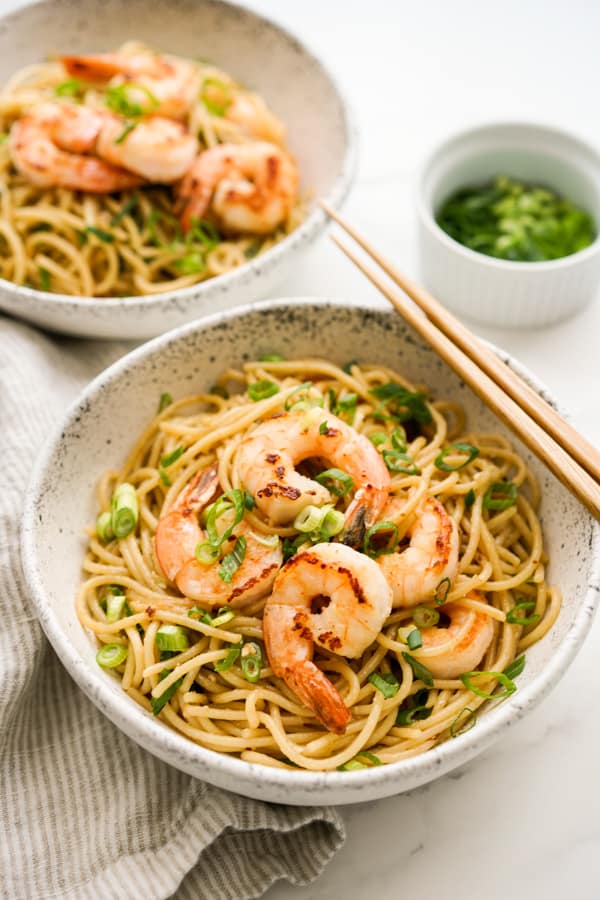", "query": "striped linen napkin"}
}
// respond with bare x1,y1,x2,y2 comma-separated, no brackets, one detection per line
0,316,345,900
